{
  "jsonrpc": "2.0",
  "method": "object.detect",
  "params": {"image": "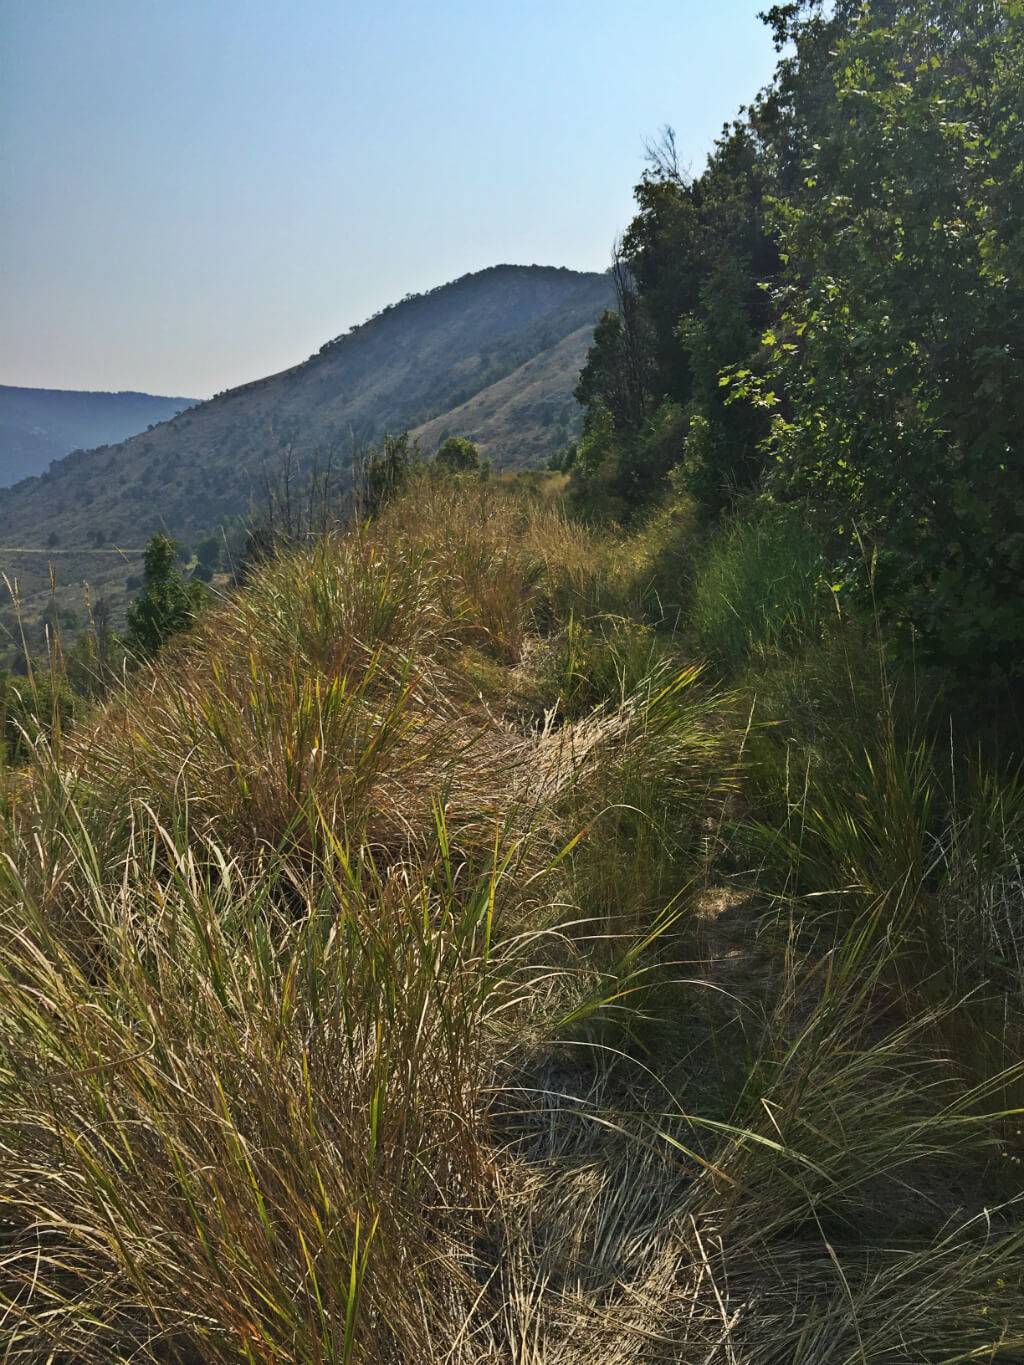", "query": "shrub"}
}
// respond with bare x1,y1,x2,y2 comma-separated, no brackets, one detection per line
434,435,483,474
